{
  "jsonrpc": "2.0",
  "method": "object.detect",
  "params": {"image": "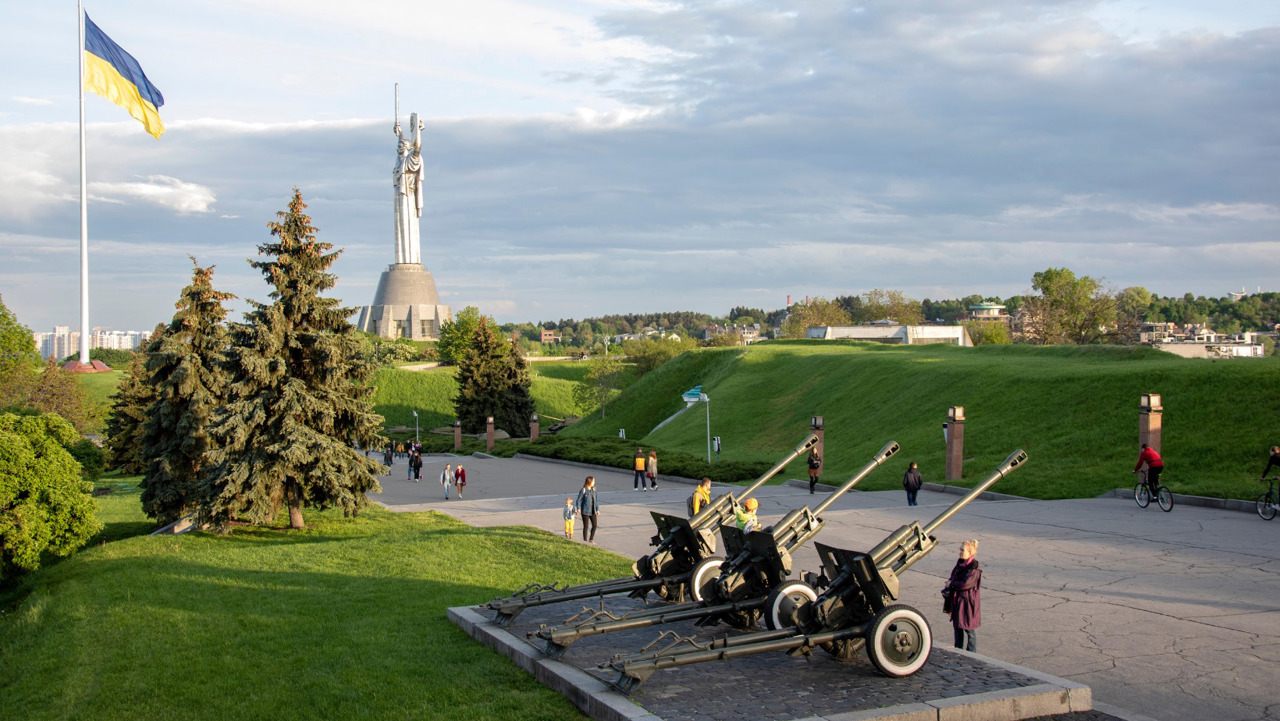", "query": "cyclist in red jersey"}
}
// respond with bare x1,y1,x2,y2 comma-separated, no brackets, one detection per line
1134,443,1164,492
